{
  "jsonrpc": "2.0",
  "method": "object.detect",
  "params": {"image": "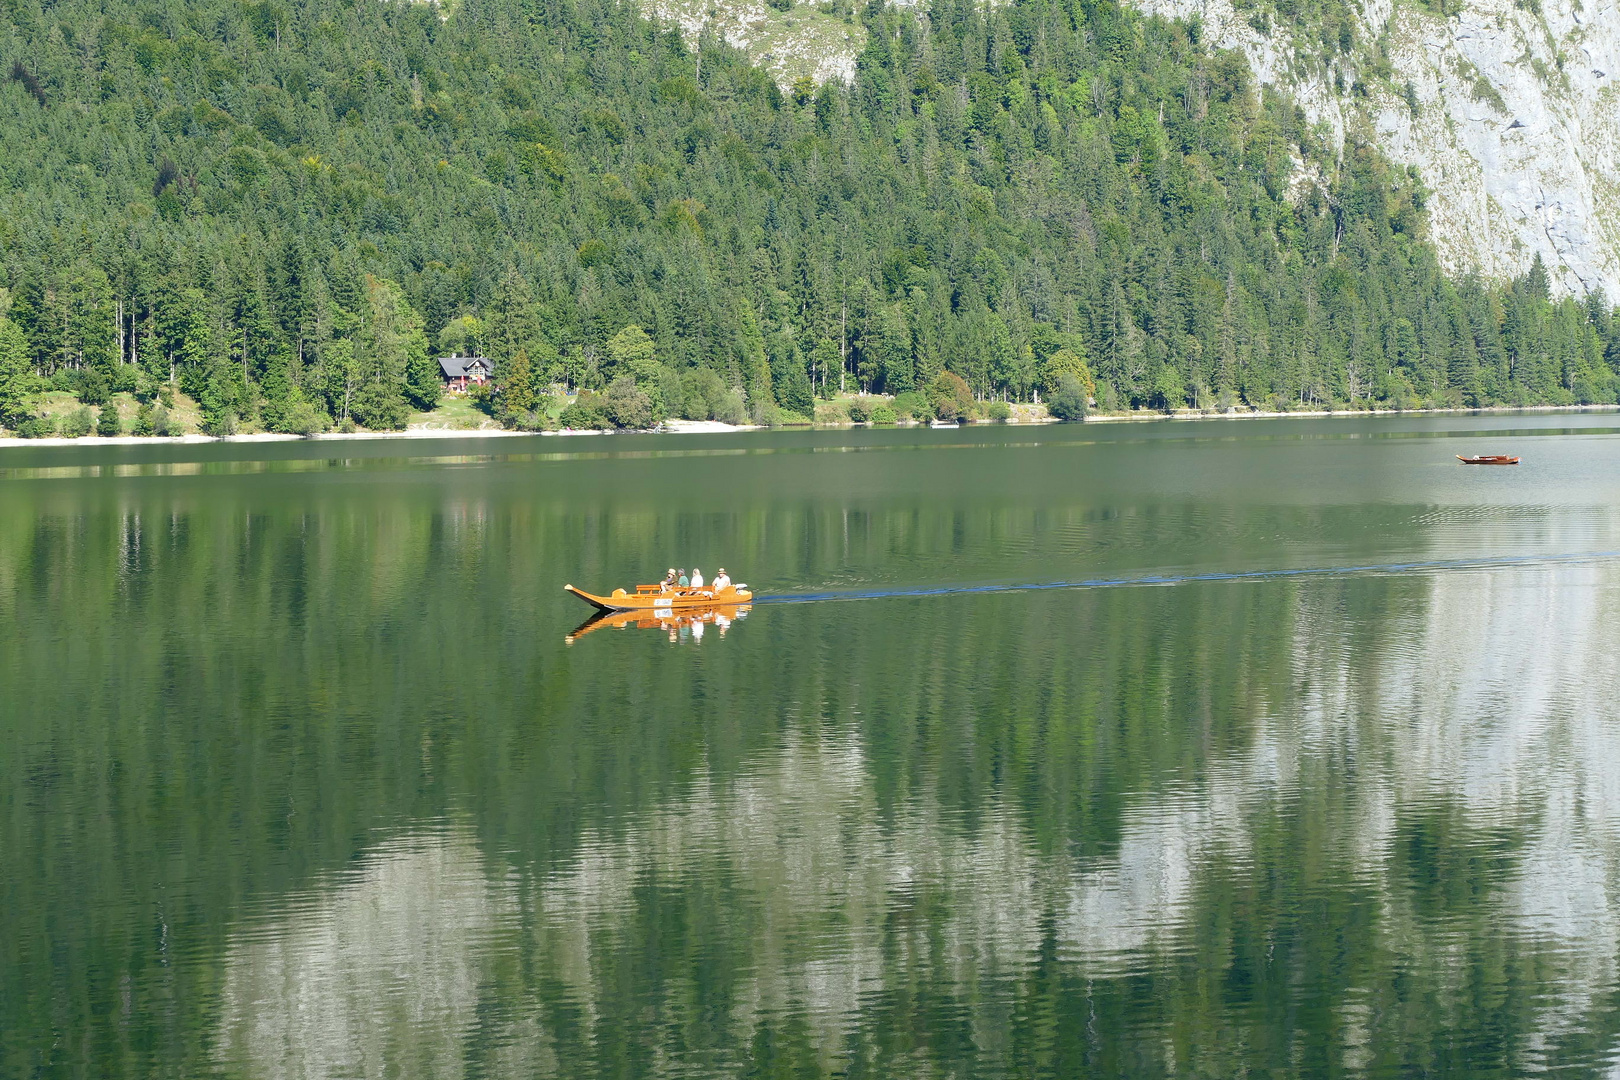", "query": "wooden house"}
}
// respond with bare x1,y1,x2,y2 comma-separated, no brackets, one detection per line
438,354,493,392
